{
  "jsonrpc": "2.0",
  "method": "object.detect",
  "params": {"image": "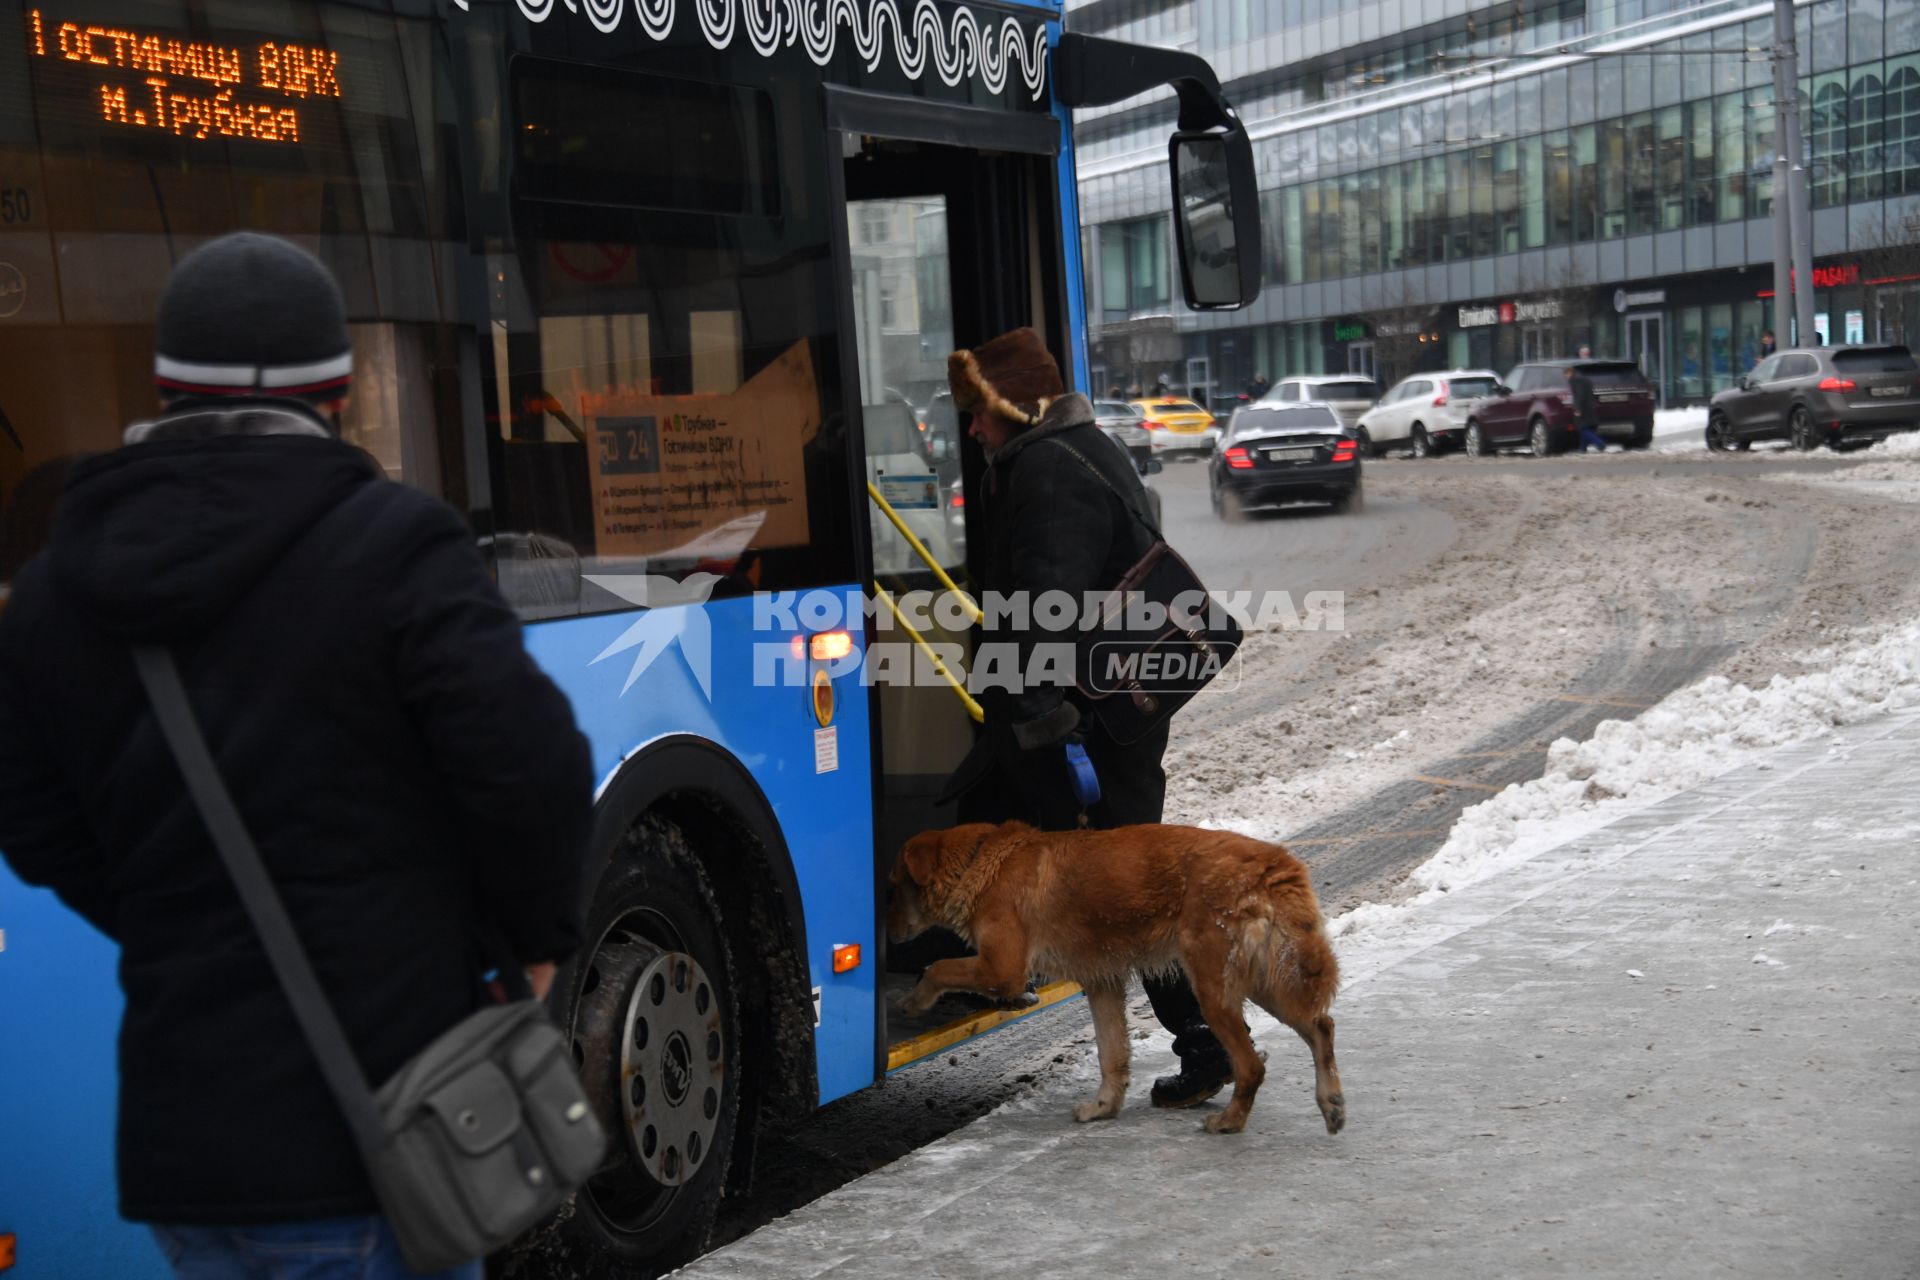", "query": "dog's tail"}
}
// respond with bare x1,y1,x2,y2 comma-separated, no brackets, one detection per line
1233,858,1340,1017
